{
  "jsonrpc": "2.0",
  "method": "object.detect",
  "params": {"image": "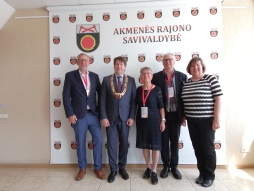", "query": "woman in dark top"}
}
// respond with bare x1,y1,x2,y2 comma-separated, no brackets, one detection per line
181,57,223,187
136,67,165,185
